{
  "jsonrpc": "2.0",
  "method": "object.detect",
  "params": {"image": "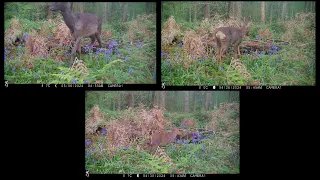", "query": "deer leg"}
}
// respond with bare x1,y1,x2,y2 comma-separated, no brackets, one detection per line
234,46,238,59
95,33,102,48
70,37,81,67
89,35,96,51
77,42,81,60
218,48,222,65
